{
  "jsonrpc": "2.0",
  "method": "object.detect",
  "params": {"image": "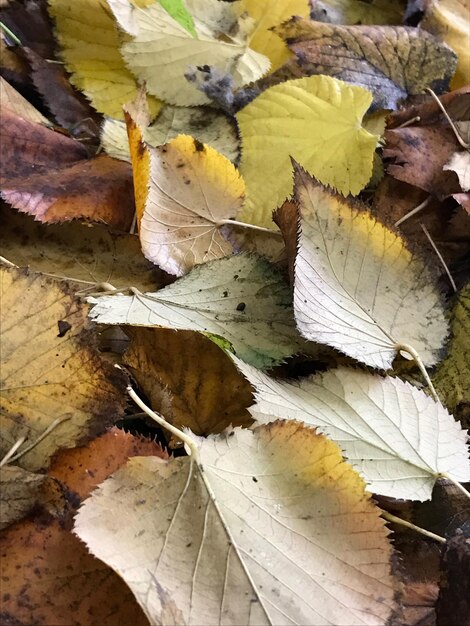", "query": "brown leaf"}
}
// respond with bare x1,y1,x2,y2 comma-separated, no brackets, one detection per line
387,86,470,129
436,530,470,626
0,77,50,125
123,328,254,437
0,466,47,530
0,428,164,626
0,109,134,229
403,582,438,626
0,267,127,471
273,199,299,286
0,205,168,293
